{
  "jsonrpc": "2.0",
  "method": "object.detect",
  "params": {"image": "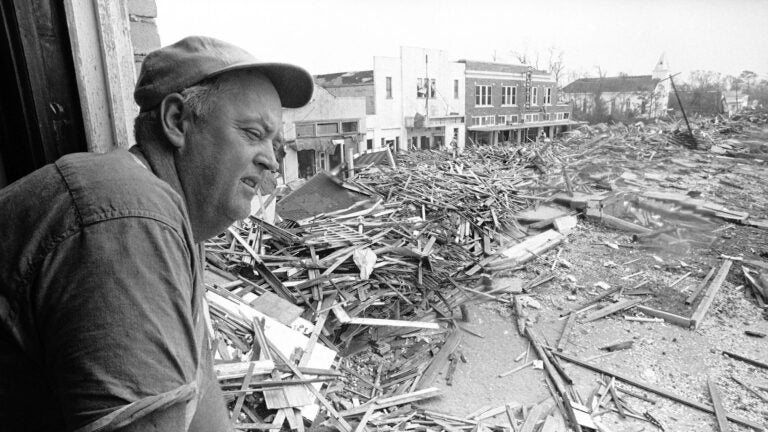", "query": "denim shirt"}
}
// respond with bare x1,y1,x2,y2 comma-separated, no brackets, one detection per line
0,150,222,431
